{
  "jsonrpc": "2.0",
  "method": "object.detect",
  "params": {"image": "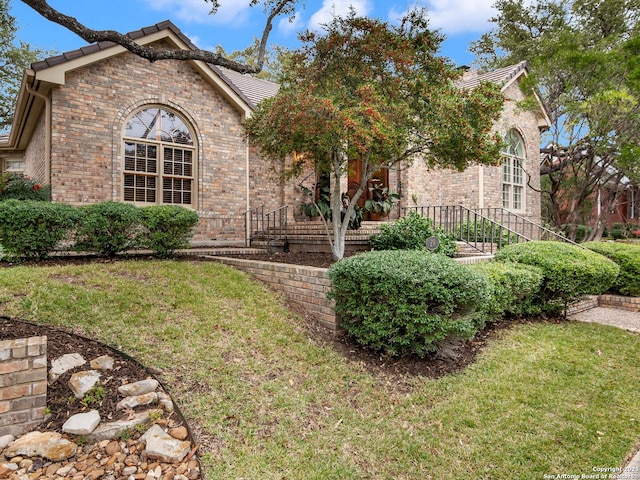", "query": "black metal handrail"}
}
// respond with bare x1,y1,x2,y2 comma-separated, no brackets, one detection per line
402,205,537,254
243,205,288,251
475,208,574,244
